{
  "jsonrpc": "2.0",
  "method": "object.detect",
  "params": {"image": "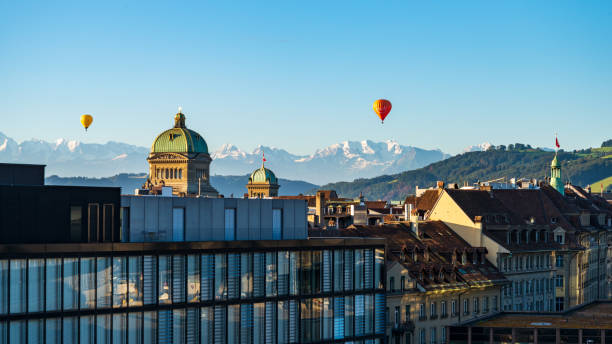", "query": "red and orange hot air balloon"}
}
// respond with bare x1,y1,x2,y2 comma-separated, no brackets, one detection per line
373,99,392,124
